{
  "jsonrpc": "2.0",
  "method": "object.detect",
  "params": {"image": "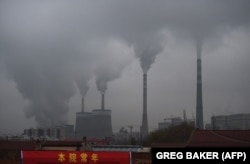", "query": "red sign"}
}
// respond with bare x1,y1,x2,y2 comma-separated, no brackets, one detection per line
22,150,131,164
